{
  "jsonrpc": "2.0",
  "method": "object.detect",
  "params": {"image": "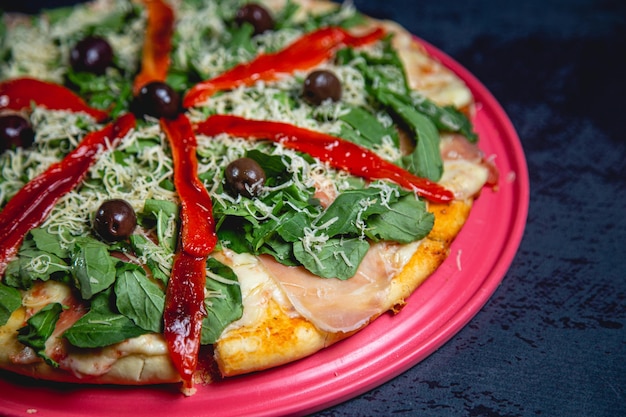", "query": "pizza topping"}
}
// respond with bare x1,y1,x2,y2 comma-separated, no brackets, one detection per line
0,114,35,152
302,69,342,105
93,199,137,243
161,114,217,257
0,113,136,275
235,3,275,36
258,240,417,333
69,36,114,75
195,114,454,203
224,157,266,198
134,81,181,120
0,78,109,122
132,0,174,95
183,26,386,107
160,114,217,386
